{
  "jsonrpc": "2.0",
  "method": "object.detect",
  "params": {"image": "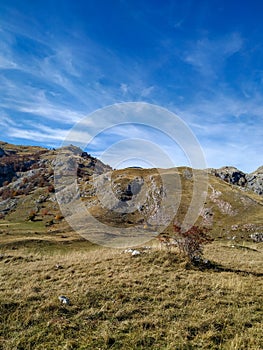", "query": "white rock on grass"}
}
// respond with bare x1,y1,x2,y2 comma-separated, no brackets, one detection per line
123,249,141,256
58,296,70,305
131,250,141,256
124,248,133,253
